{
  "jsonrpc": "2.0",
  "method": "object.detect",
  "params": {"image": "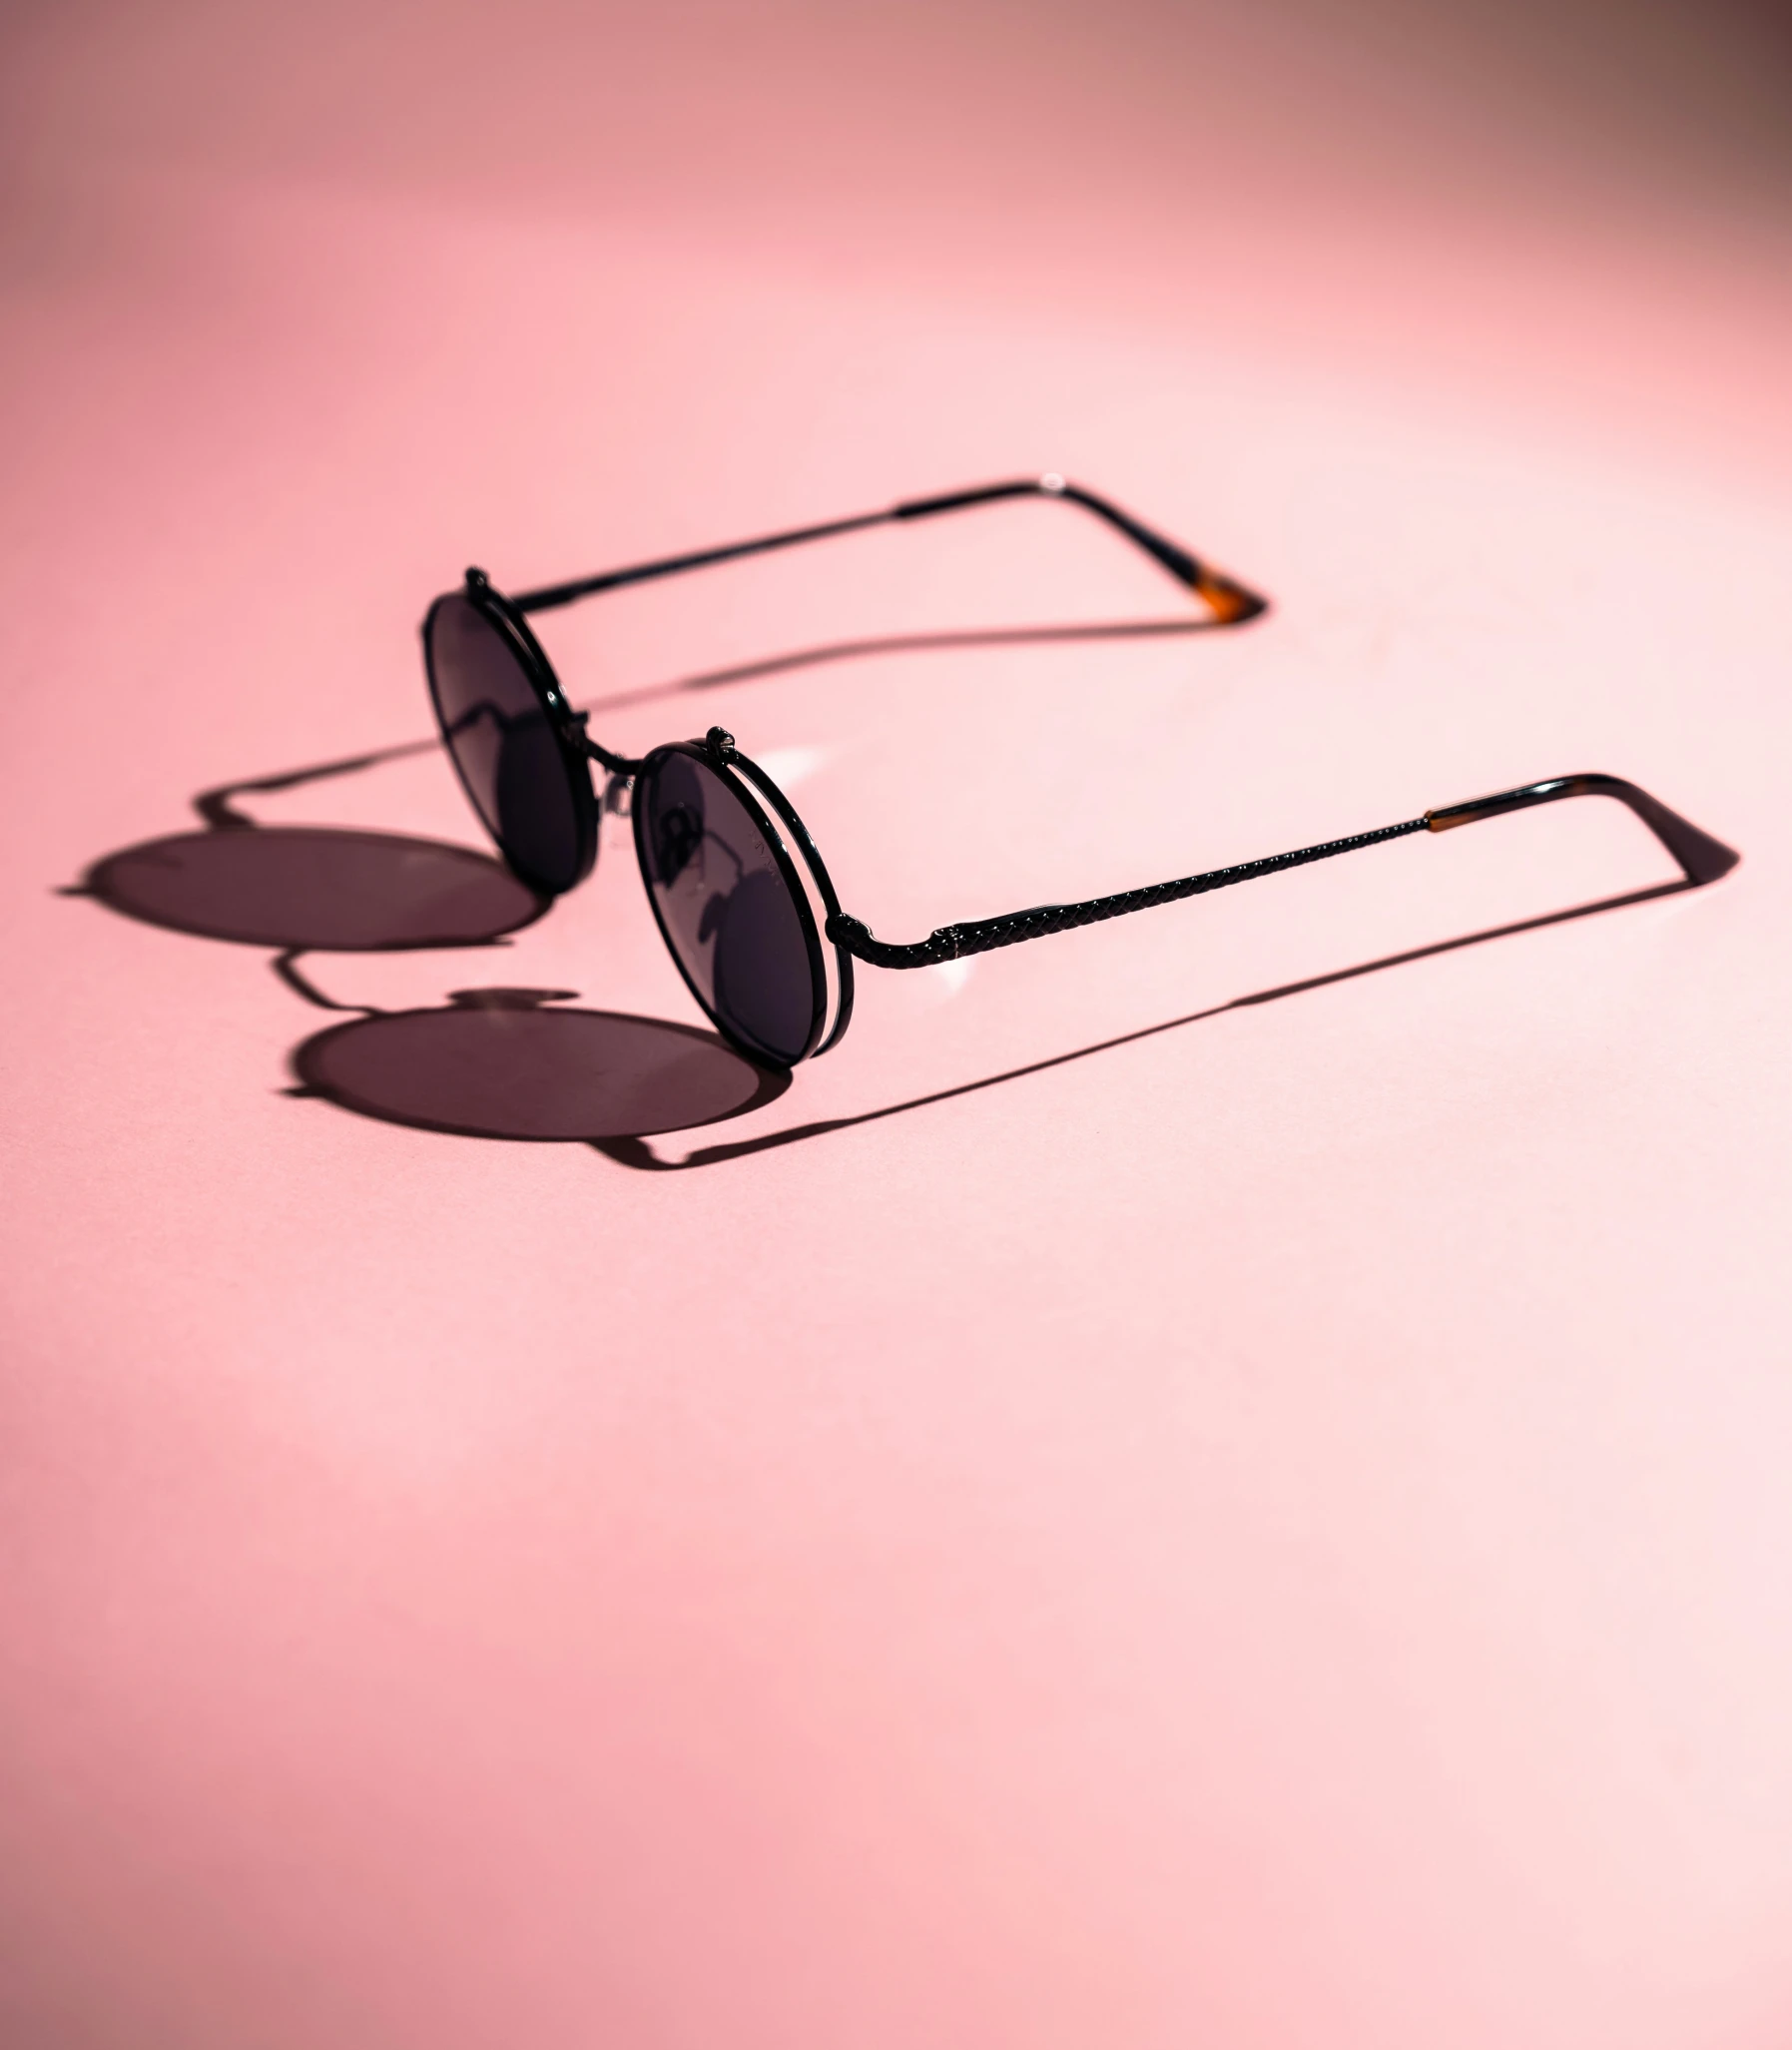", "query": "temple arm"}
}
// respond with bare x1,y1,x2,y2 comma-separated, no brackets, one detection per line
826,774,1738,969
511,475,1267,625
